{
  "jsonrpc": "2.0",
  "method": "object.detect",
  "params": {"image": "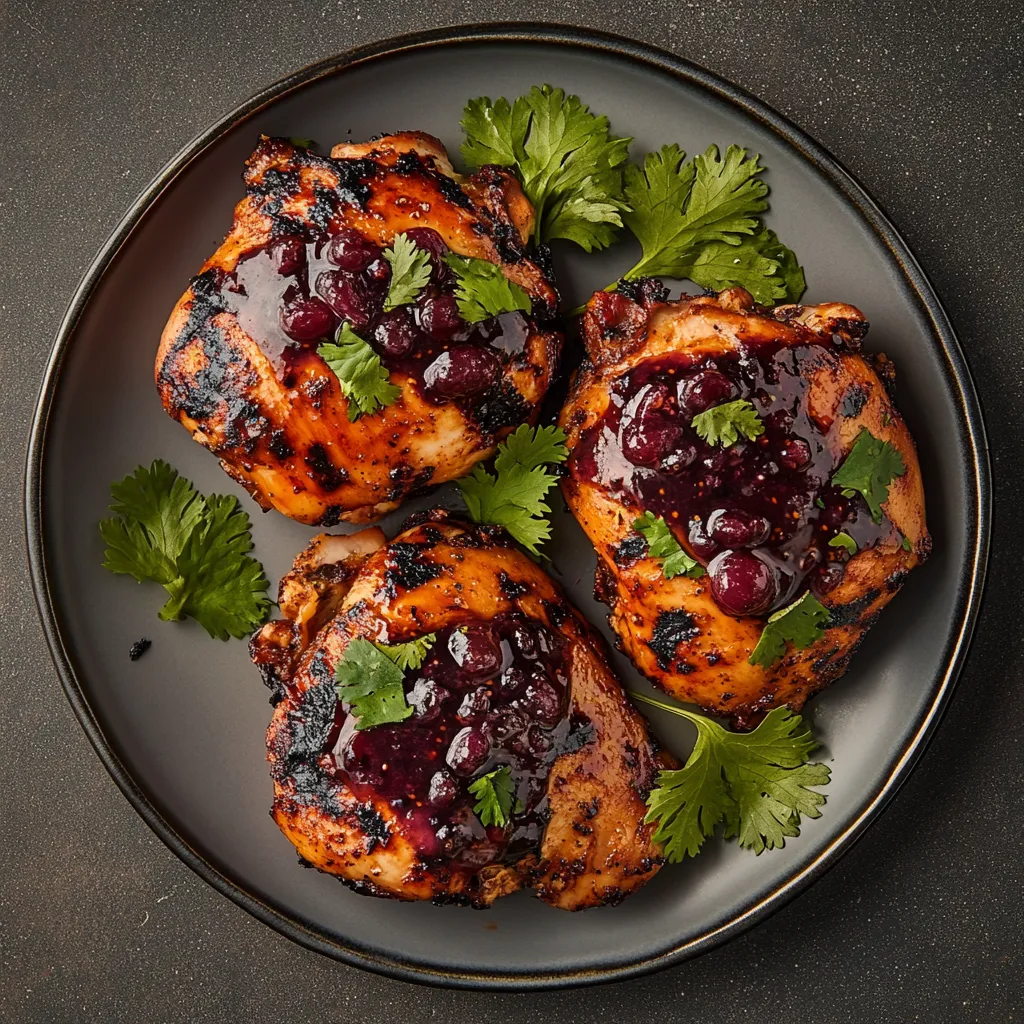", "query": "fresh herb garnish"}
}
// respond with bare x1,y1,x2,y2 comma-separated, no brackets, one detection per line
749,592,831,668
318,323,401,421
828,532,857,555
469,766,516,827
375,633,437,672
443,253,532,323
619,144,805,304
461,85,631,251
288,136,315,148
456,424,568,556
335,637,414,730
632,691,830,860
99,461,271,640
691,398,764,448
902,535,913,552
831,428,906,523
633,512,704,579
383,232,432,311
